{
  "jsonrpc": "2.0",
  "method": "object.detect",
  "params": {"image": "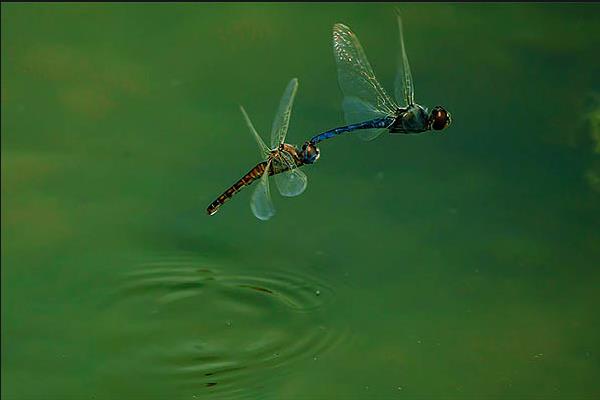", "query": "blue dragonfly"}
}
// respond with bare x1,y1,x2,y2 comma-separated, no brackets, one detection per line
207,78,320,220
310,10,451,144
